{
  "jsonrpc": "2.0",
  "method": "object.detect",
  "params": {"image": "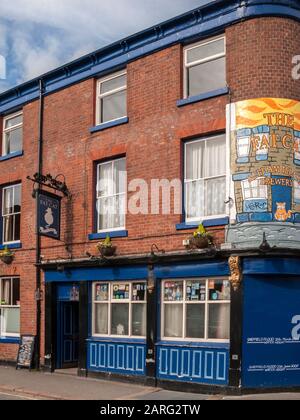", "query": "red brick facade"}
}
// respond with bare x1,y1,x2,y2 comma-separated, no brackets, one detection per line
0,15,299,363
